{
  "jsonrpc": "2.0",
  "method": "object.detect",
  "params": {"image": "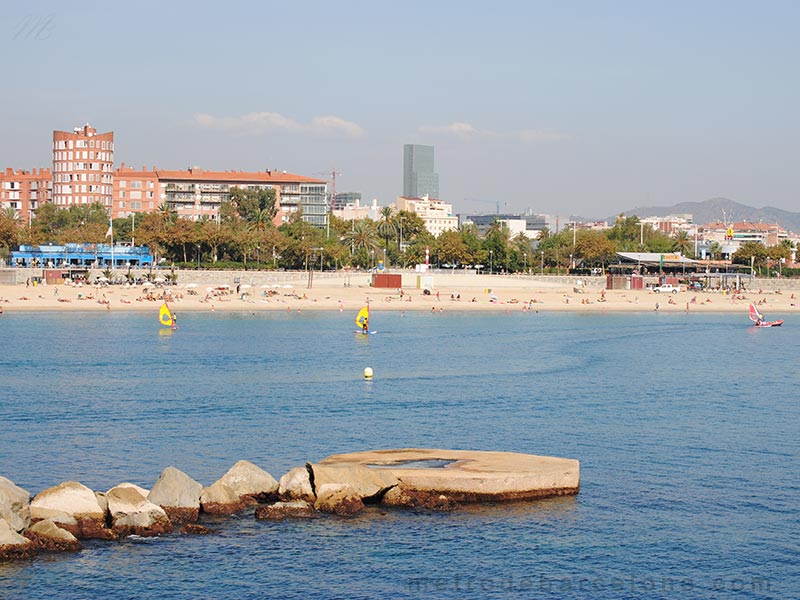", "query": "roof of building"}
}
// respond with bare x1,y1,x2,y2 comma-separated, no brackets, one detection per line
617,252,697,264
701,221,785,232
111,165,325,184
